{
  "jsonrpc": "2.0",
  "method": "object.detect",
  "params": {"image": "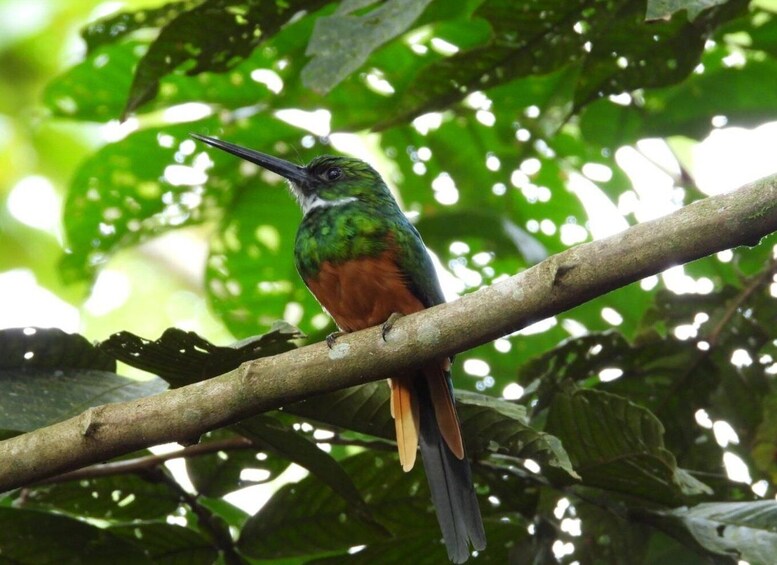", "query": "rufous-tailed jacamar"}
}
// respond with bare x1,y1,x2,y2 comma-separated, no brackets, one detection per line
192,134,486,563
